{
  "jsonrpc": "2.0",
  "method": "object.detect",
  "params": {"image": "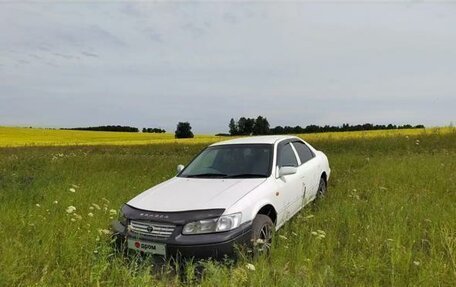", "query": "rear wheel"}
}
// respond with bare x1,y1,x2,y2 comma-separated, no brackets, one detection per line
250,214,274,257
316,177,327,198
